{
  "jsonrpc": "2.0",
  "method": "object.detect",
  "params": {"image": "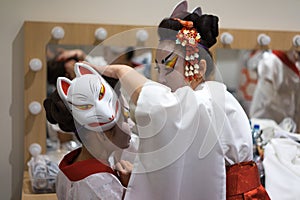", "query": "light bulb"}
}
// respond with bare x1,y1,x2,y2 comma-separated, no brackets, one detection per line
292,35,300,47
95,28,107,41
51,26,65,39
257,33,271,46
29,58,42,71
28,101,42,115
29,143,42,157
220,32,234,45
136,29,149,42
